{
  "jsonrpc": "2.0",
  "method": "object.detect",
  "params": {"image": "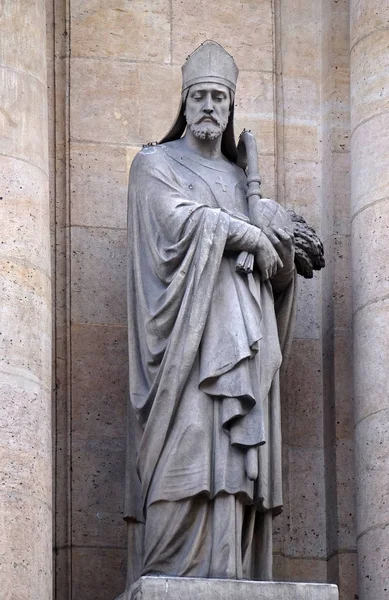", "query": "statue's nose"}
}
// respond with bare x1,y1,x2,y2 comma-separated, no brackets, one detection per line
203,96,214,113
